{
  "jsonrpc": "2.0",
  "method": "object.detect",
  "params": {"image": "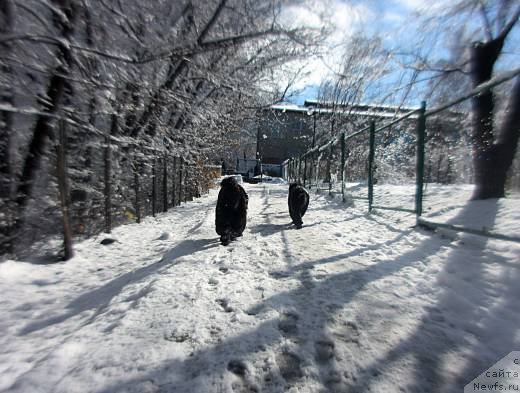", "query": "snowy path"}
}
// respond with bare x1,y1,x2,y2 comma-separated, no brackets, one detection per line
1,184,519,393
